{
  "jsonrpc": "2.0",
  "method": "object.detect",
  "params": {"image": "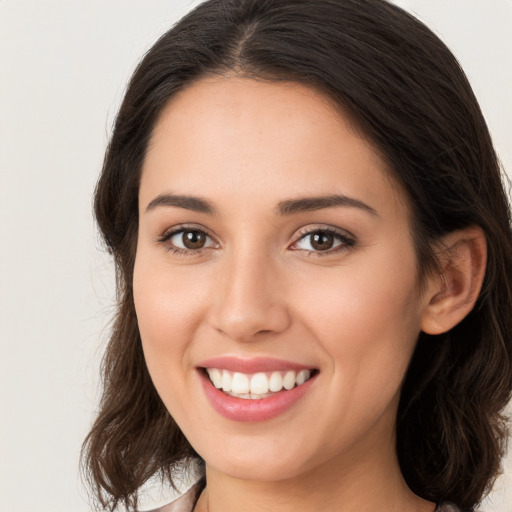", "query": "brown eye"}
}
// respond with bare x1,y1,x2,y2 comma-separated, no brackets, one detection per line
292,228,354,254
310,232,334,251
163,228,216,252
182,230,206,249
